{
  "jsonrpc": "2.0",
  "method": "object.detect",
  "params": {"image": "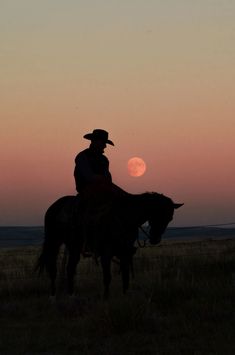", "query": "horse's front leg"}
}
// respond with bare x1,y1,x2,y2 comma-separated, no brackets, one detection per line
100,254,112,300
66,246,81,296
48,263,57,297
120,255,130,294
